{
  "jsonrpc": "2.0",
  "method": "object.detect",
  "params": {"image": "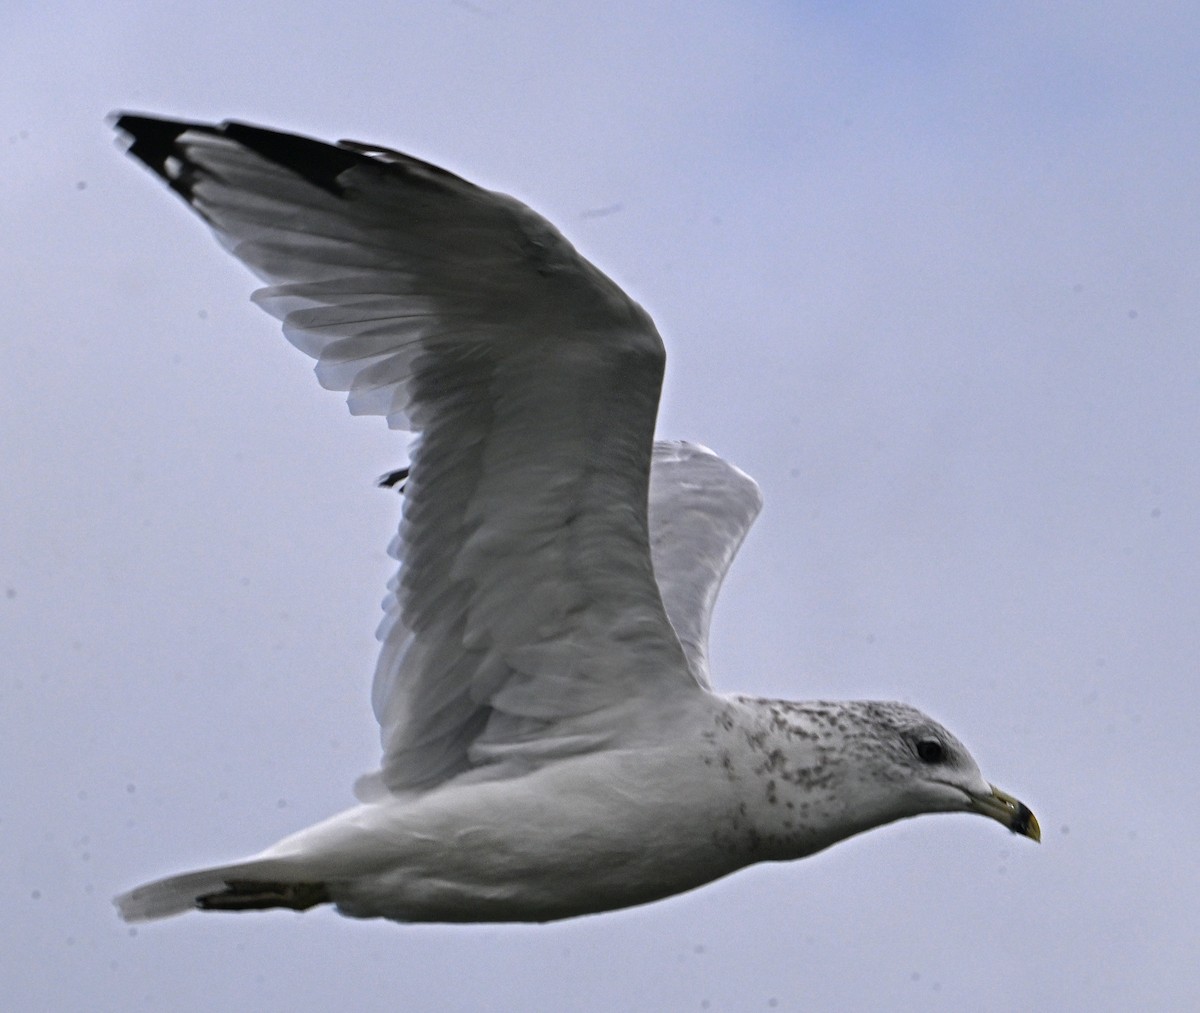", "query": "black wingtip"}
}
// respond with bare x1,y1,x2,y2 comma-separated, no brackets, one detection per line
377,466,410,491
113,112,370,198
112,112,208,158
221,121,365,196
111,112,218,202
